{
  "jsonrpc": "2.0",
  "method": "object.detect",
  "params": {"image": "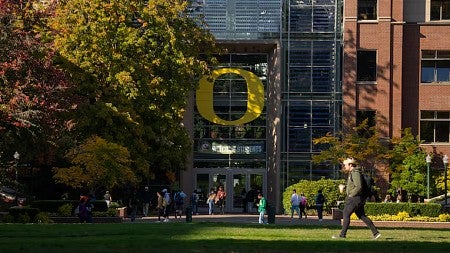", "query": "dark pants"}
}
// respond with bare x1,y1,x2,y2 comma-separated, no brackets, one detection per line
316,204,324,220
300,204,307,218
340,196,379,237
